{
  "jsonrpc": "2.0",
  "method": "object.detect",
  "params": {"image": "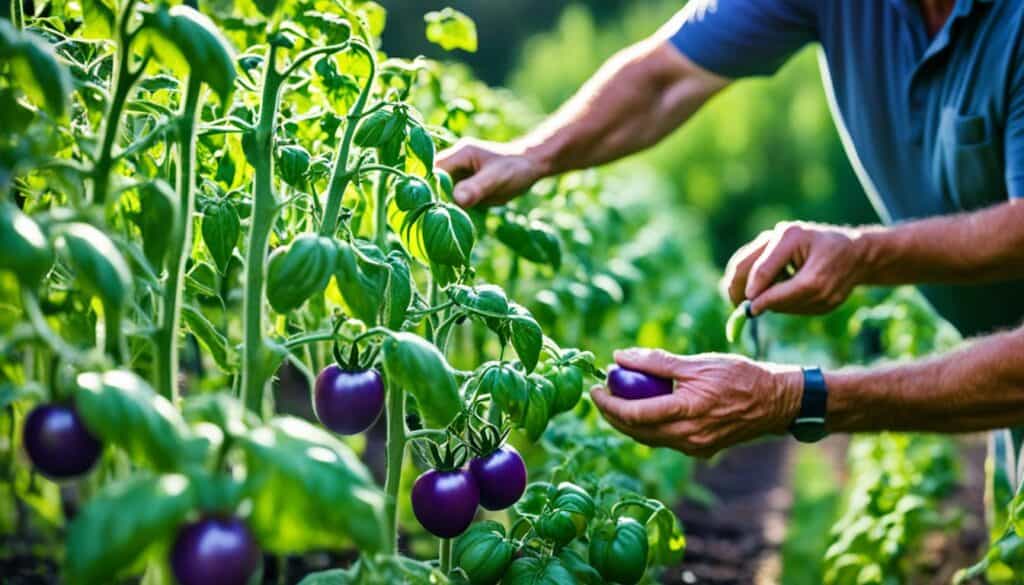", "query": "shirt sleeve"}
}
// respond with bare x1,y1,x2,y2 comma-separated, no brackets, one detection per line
1006,50,1024,198
667,0,819,78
